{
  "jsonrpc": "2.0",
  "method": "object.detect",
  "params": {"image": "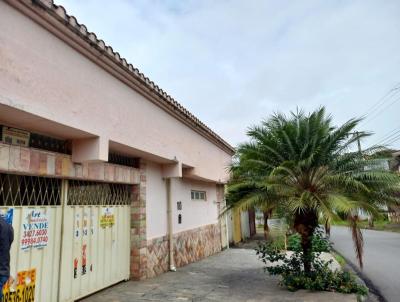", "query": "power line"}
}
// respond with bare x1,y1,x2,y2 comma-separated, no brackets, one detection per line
381,135,400,148
384,133,400,147
369,126,400,149
359,88,400,128
359,82,400,119
371,127,400,147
